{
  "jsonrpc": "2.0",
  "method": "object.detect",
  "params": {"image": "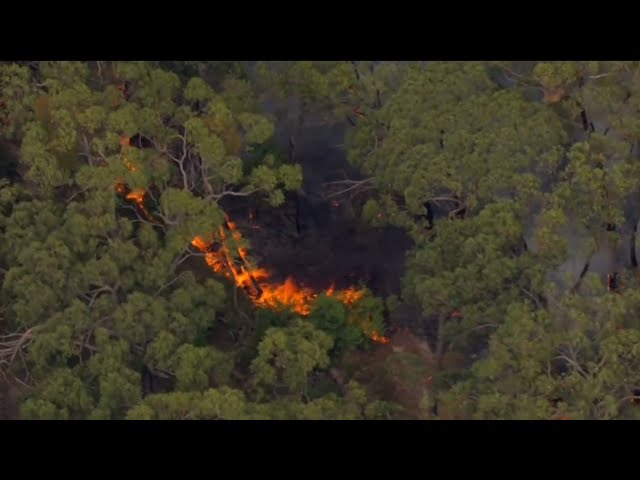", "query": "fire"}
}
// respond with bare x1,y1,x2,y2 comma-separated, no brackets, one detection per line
371,331,390,345
190,219,390,344
126,189,146,207
258,277,316,315
191,219,372,320
115,143,389,344
115,143,149,215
